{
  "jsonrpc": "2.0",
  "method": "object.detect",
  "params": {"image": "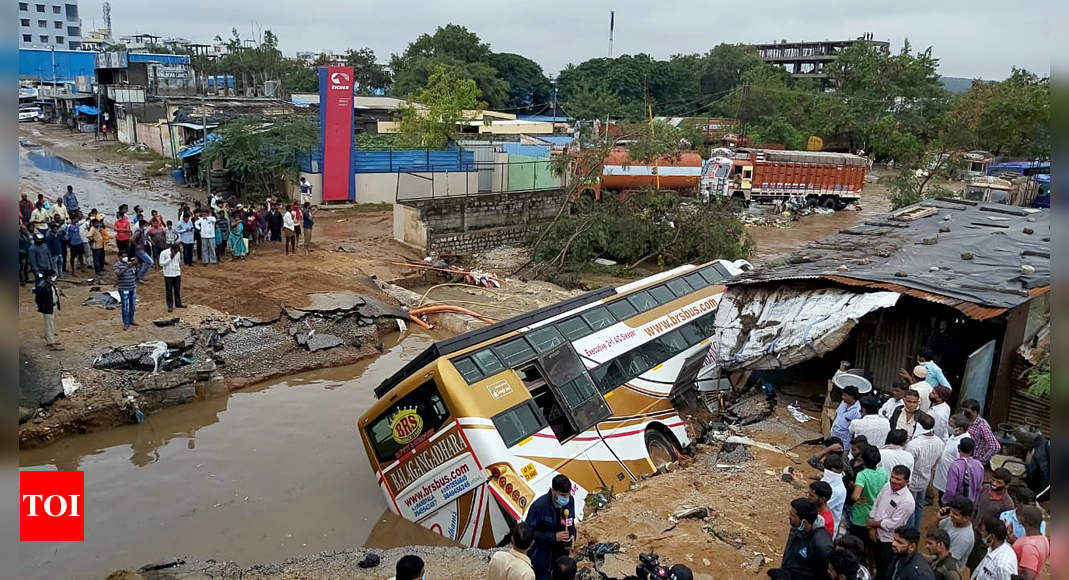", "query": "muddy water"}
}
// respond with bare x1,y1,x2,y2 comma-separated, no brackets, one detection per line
19,137,179,219
748,188,893,264
19,331,442,580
